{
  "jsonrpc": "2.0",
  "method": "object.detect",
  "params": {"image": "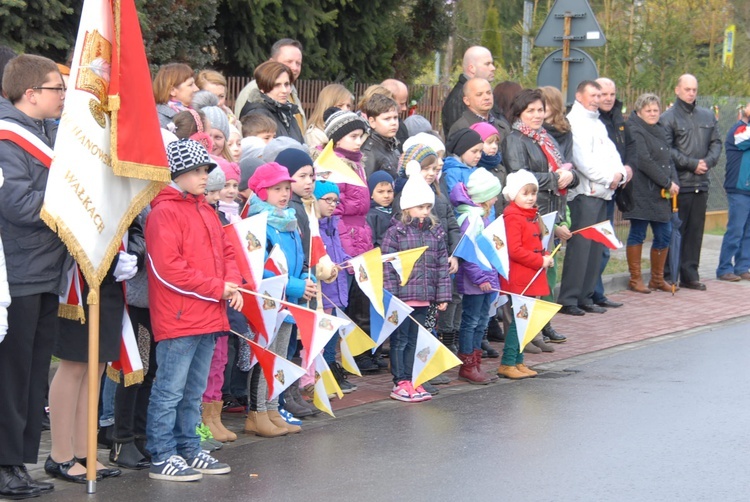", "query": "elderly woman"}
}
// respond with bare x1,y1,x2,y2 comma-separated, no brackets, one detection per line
501,88,578,347
239,61,305,143
623,93,680,293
